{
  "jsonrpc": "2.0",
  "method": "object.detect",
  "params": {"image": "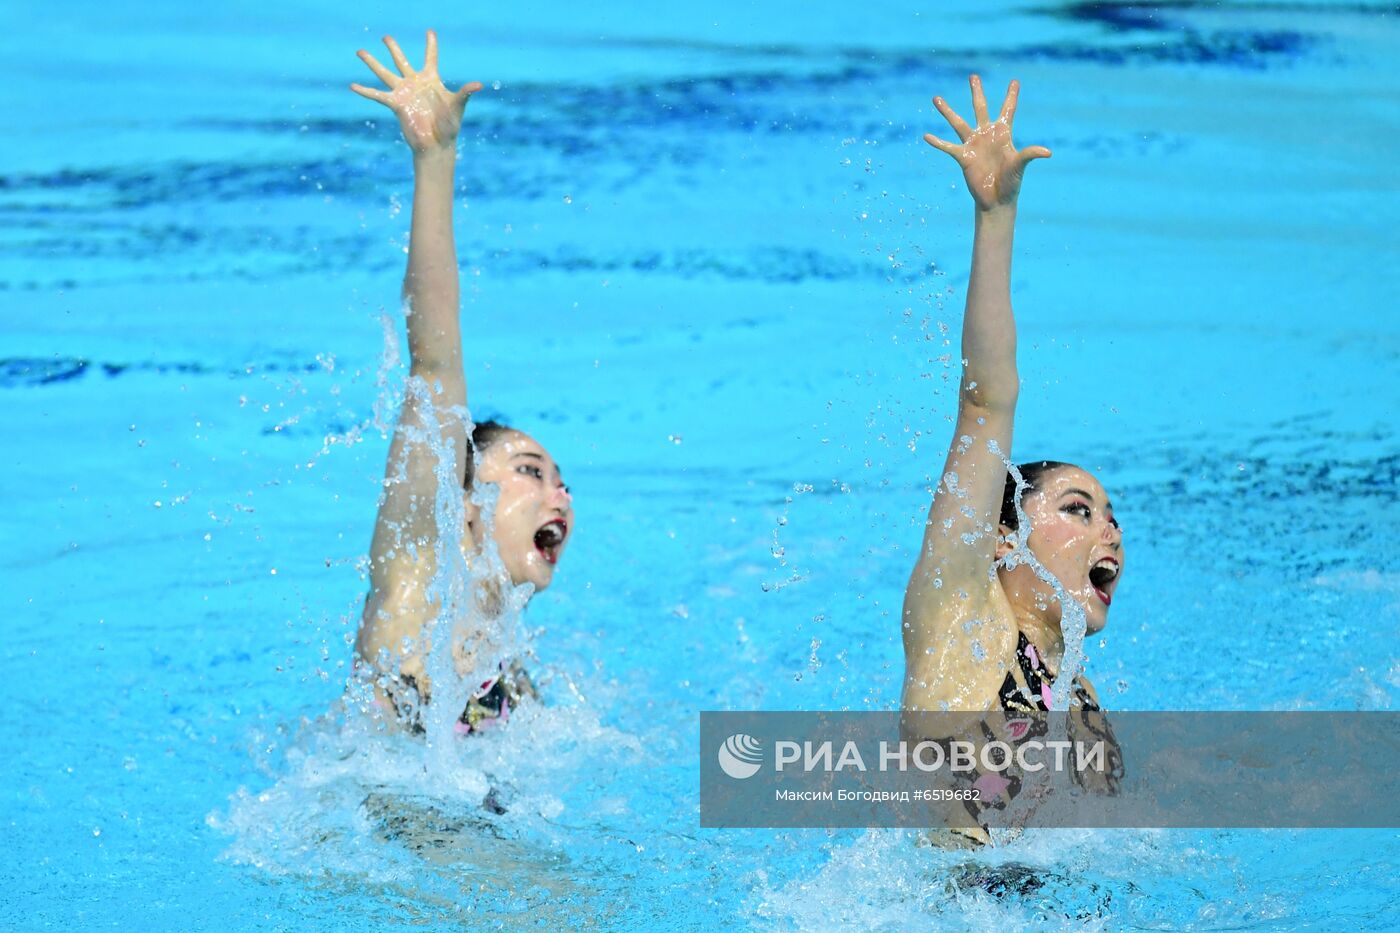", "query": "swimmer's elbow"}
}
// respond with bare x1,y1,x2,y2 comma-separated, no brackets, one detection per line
959,378,1017,415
